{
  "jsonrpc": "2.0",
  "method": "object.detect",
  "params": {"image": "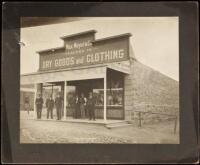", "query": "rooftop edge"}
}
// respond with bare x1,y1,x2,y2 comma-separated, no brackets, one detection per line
60,30,97,40
92,33,132,44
